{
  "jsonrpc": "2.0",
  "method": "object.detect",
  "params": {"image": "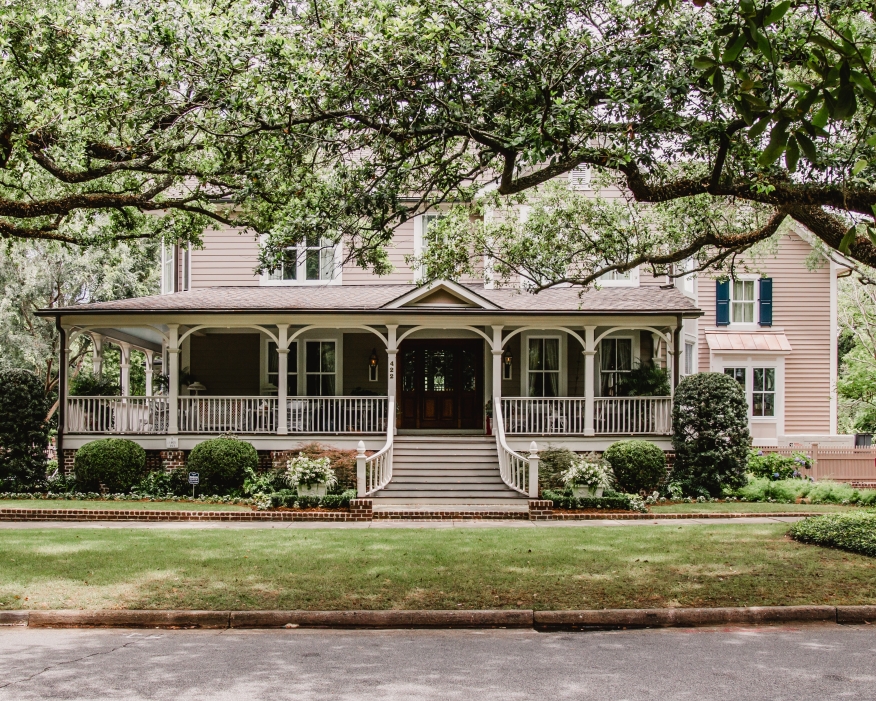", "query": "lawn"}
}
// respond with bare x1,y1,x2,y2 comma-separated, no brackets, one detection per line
0,500,249,511
1,524,874,611
650,502,859,514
